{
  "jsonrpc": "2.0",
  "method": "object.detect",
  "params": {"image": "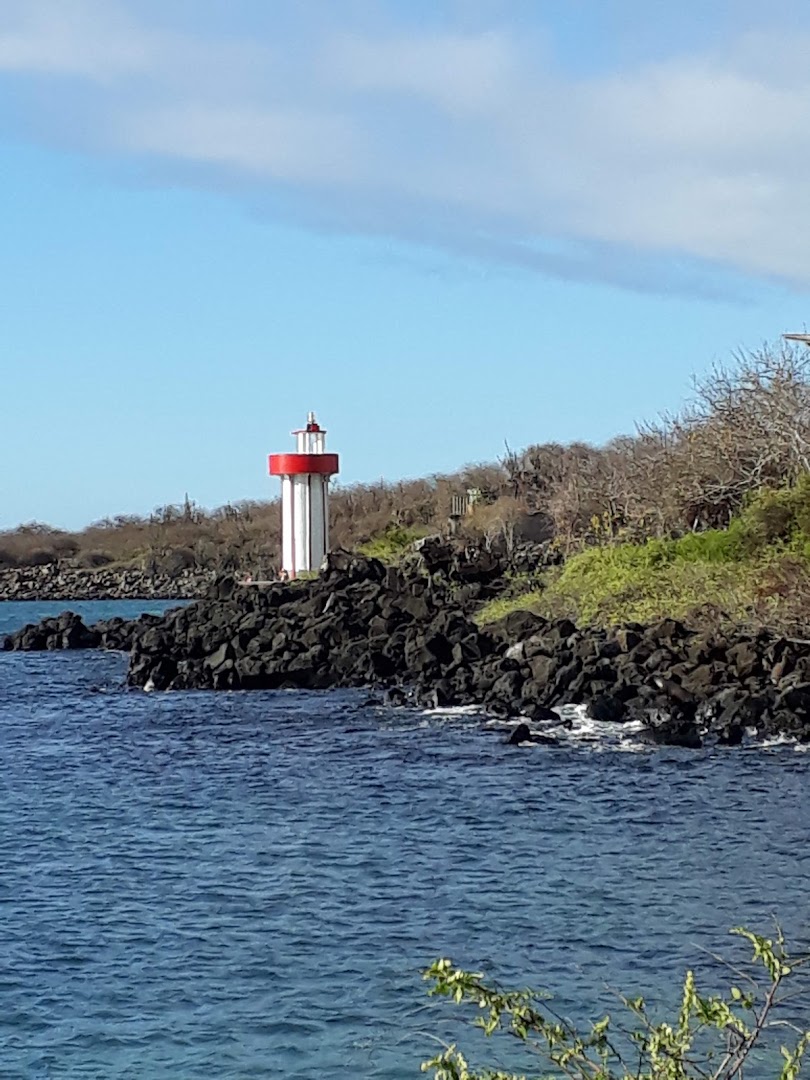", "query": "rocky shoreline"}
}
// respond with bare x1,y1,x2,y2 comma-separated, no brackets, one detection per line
4,548,810,749
0,564,214,601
